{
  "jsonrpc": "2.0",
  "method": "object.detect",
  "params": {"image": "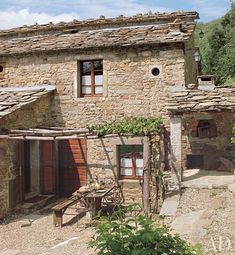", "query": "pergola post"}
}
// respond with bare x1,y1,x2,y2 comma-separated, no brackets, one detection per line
170,116,182,187
143,135,151,216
